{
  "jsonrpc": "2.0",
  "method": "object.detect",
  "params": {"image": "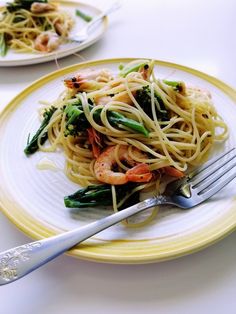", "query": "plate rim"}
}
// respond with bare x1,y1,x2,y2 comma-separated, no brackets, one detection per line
1,57,236,264
0,0,108,67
